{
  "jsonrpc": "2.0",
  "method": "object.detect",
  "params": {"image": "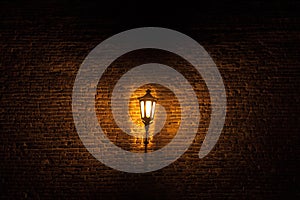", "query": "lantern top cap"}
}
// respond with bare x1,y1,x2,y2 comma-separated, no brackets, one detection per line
138,89,157,101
